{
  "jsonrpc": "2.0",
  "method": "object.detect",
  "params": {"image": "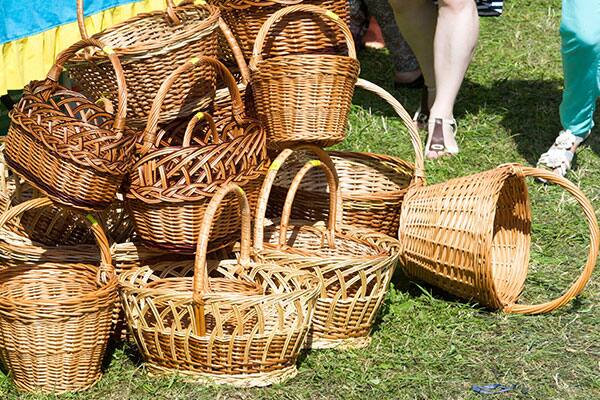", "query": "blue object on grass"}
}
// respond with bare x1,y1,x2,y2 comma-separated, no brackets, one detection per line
471,384,516,395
